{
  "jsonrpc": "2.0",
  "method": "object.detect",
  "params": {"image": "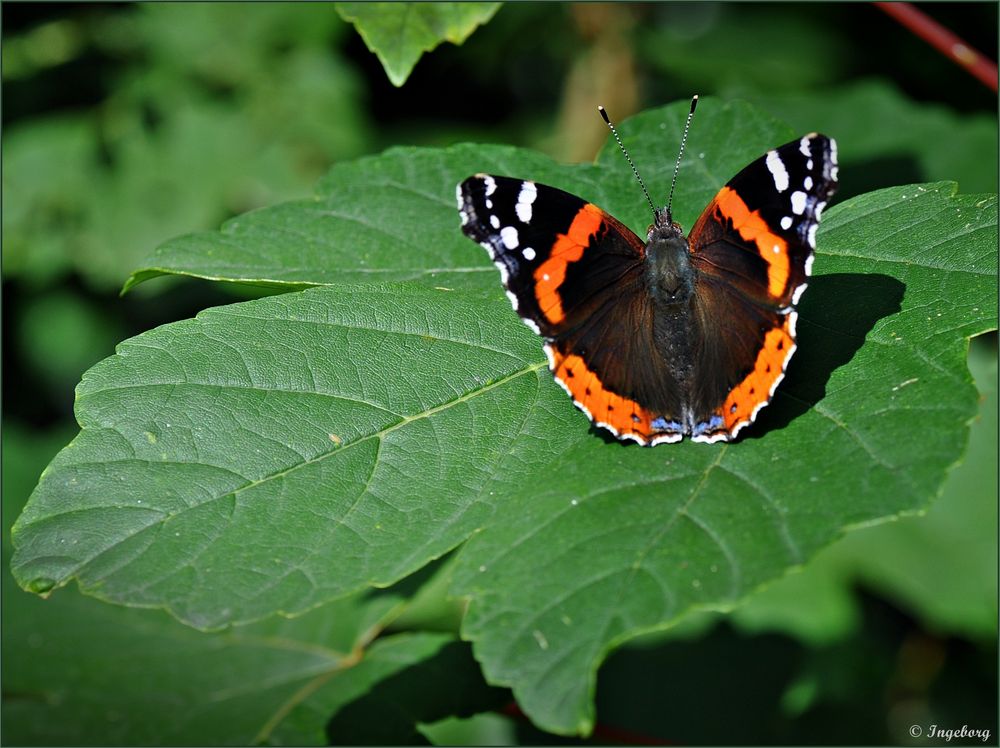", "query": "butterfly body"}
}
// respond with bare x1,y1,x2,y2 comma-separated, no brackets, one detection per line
457,132,838,445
